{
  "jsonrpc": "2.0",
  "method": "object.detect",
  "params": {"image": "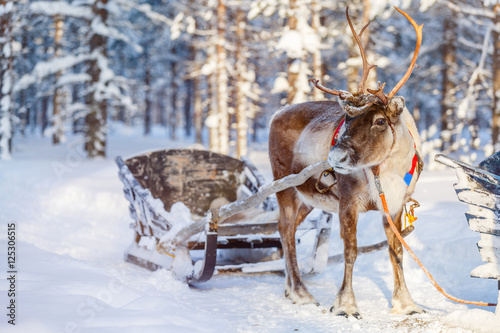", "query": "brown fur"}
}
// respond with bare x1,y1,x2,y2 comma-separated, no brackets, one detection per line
269,99,422,318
